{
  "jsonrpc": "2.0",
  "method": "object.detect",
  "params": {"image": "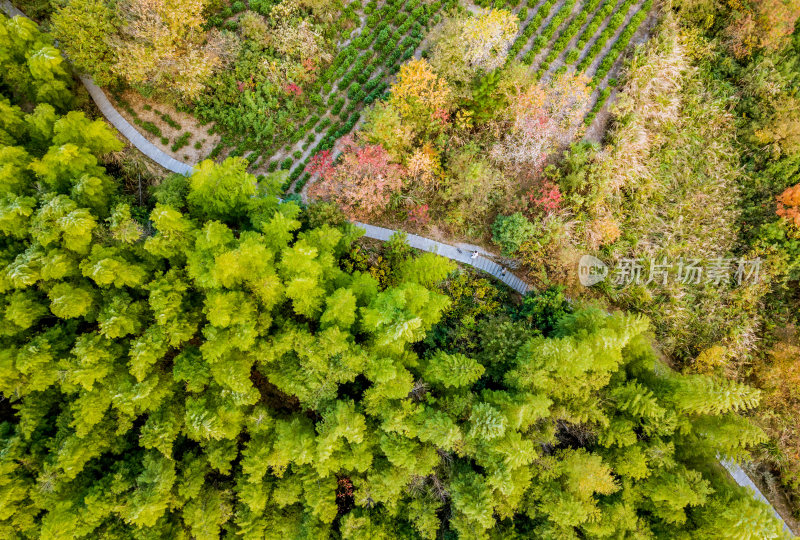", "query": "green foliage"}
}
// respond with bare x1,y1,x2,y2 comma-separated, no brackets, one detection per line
0,14,73,108
514,285,571,335
186,158,258,223
492,212,537,255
